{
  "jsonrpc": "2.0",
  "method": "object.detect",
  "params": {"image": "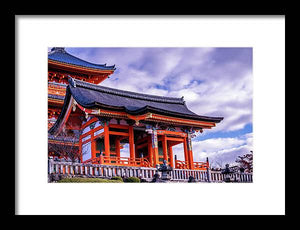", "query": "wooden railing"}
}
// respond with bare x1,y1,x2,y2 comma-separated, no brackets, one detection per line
175,160,209,170
193,161,209,170
83,156,152,168
48,158,253,183
175,159,189,169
